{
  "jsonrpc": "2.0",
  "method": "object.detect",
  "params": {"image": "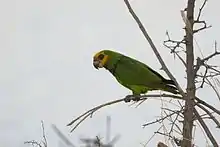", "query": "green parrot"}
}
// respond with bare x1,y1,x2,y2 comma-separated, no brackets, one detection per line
93,50,178,102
